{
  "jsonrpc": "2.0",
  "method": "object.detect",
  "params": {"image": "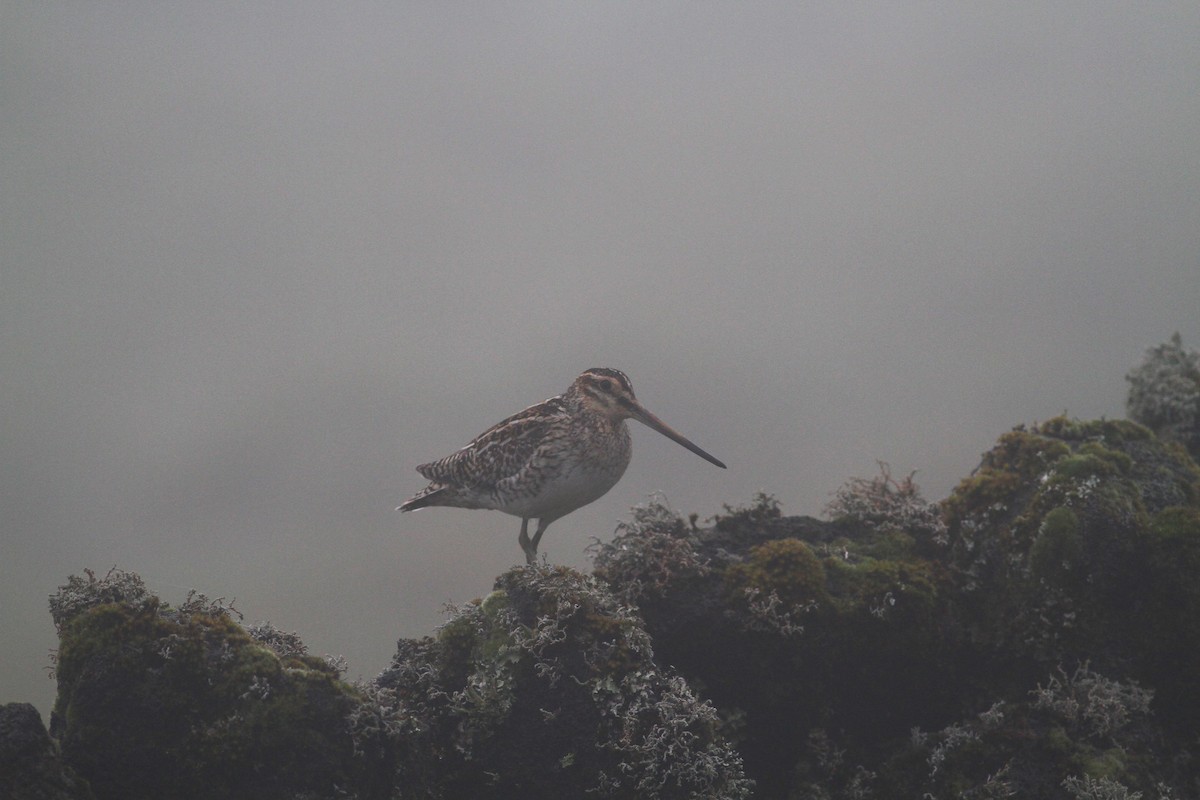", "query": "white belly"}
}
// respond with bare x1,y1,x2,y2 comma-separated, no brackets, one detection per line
497,461,627,520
